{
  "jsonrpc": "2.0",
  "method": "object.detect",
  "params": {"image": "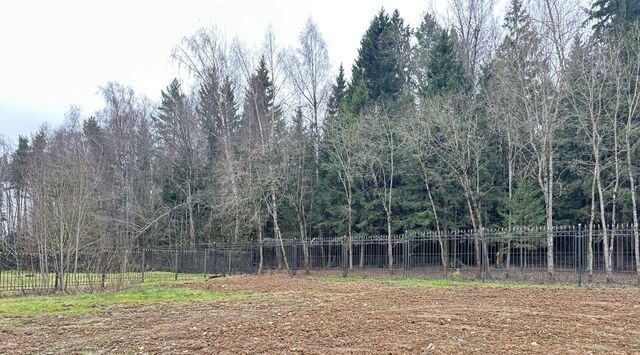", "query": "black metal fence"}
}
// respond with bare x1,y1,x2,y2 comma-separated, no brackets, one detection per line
2,225,639,295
